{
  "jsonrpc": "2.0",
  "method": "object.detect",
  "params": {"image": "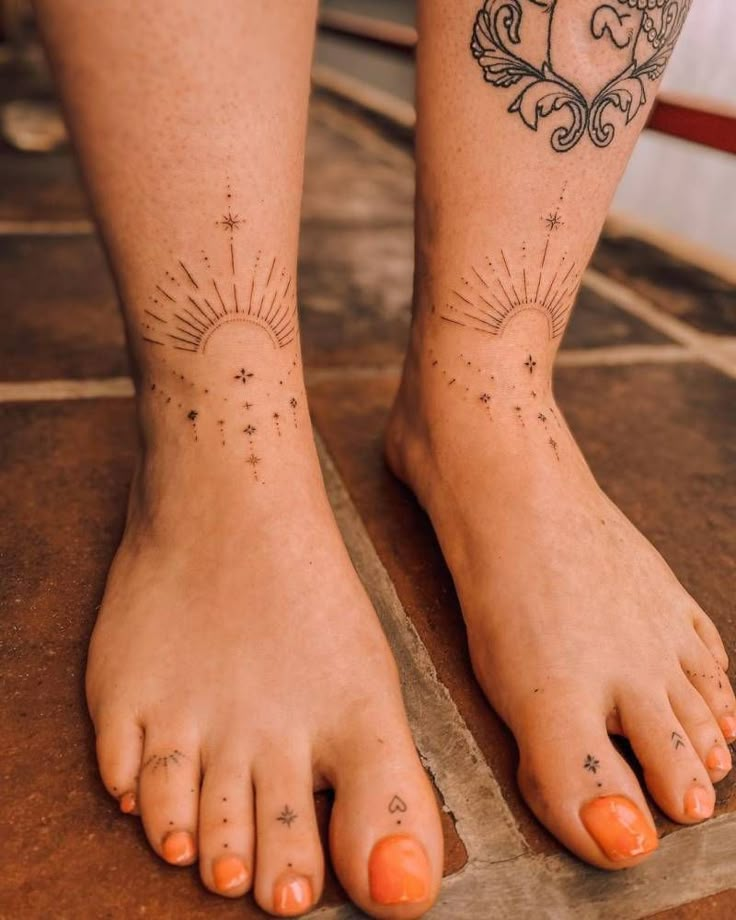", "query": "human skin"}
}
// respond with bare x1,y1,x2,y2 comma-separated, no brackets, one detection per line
31,1,442,916
386,0,736,869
